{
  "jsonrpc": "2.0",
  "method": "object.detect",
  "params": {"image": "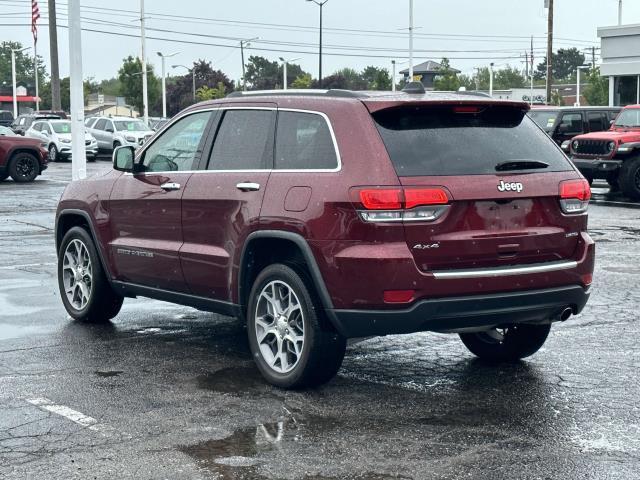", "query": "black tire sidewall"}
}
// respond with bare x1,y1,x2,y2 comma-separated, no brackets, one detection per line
247,264,323,388
9,152,39,182
620,157,640,200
